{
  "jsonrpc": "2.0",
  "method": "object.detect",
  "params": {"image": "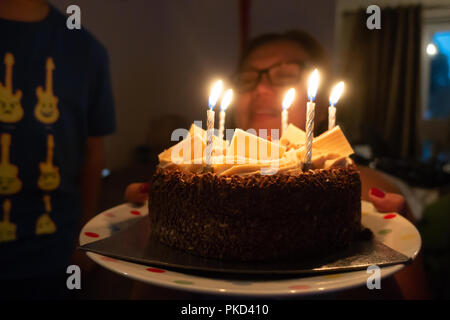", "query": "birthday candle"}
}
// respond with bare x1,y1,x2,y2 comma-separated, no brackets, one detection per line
206,80,223,166
328,82,344,130
281,88,296,136
304,69,320,169
219,89,233,141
